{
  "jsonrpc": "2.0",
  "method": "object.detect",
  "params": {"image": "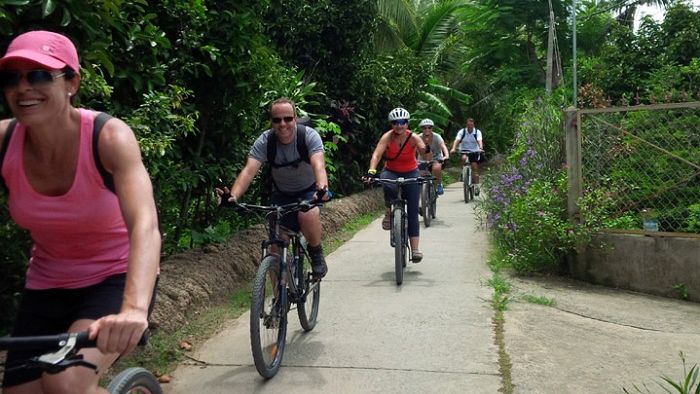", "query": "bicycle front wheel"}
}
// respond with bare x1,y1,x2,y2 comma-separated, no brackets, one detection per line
430,182,437,219
250,255,287,379
297,258,321,331
421,182,431,227
106,367,162,394
462,166,471,203
392,207,405,285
